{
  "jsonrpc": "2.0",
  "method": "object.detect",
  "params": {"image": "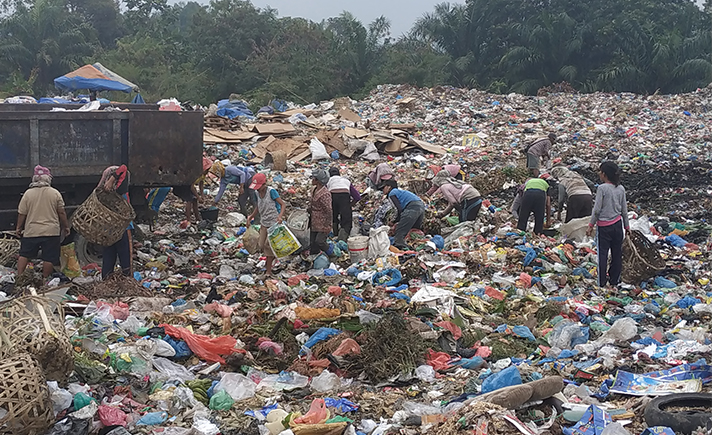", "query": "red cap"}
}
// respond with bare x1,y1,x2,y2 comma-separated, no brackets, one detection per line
249,173,267,190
